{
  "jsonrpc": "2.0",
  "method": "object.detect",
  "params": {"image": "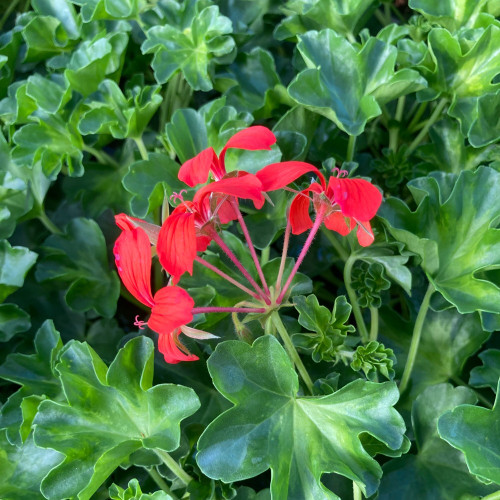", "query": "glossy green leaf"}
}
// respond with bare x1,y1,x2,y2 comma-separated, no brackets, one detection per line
78,79,162,139
0,240,37,303
275,0,379,40
31,0,80,38
109,478,172,500
197,335,405,499
409,0,498,31
351,341,395,381
25,74,71,114
438,381,500,485
0,29,22,97
0,320,63,445
380,167,500,314
470,349,500,393
122,153,182,218
379,384,496,499
0,81,37,126
33,336,200,500
0,304,30,342
35,218,120,317
288,29,427,136
0,431,63,500
468,89,500,147
70,0,144,21
141,4,235,91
